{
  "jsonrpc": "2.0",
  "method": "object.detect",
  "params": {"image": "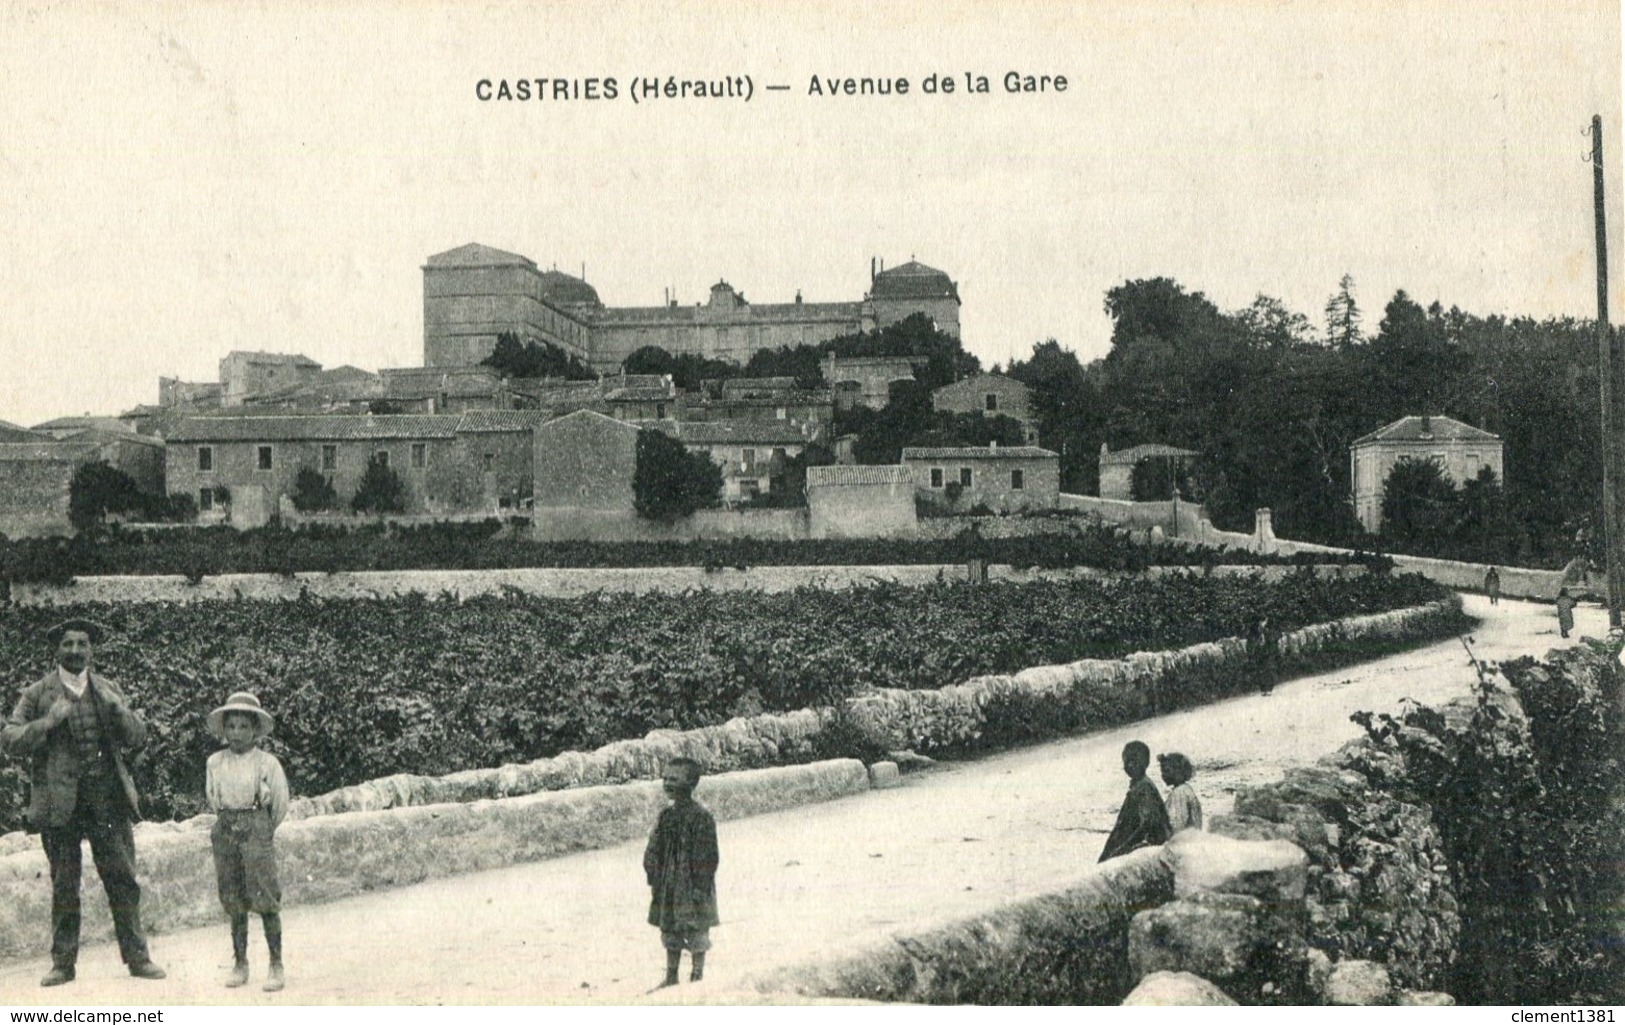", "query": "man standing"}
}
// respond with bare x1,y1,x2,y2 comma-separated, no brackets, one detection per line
2,619,165,986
